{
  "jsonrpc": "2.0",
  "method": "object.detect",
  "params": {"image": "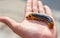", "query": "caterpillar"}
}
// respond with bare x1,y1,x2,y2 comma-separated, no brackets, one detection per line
26,13,54,29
